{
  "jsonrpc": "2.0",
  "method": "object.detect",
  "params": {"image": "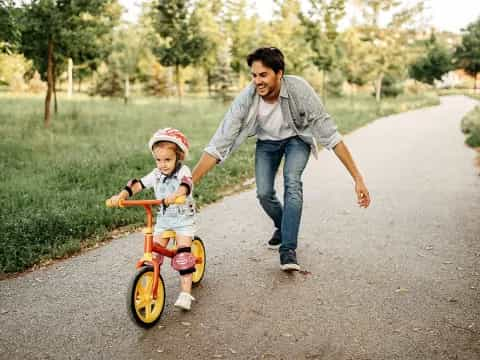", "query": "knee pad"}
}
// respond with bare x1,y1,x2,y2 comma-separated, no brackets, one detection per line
171,247,196,275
